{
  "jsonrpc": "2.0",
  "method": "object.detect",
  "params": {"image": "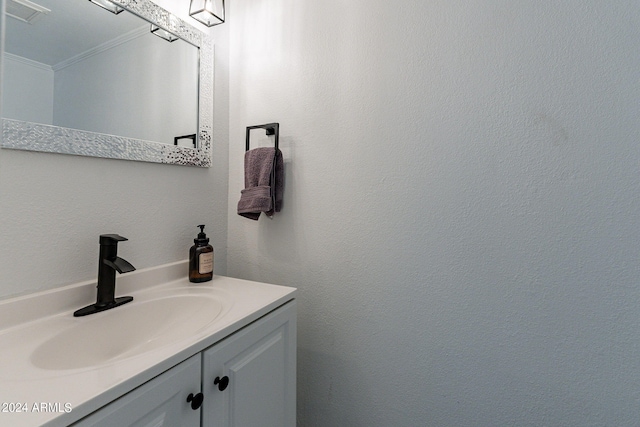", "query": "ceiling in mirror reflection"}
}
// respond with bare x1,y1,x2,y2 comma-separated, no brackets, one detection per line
2,0,199,146
6,0,145,66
